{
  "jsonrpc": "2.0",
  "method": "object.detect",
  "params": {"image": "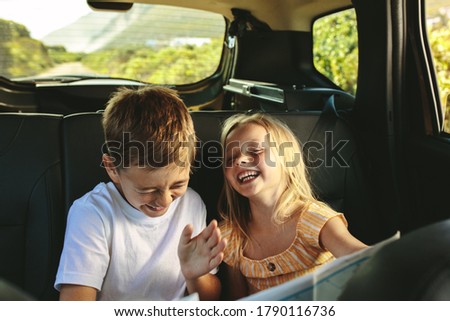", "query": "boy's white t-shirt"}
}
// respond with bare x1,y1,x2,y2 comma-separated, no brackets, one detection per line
55,182,206,300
